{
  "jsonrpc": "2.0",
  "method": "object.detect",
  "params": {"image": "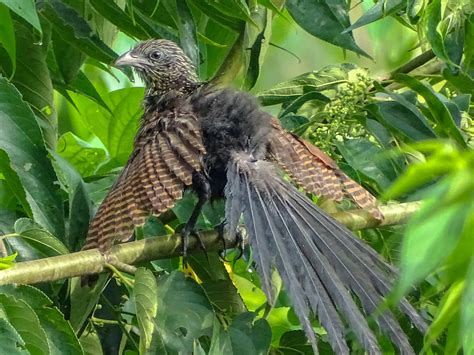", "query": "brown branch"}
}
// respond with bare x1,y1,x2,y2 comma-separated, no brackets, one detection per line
0,201,422,286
